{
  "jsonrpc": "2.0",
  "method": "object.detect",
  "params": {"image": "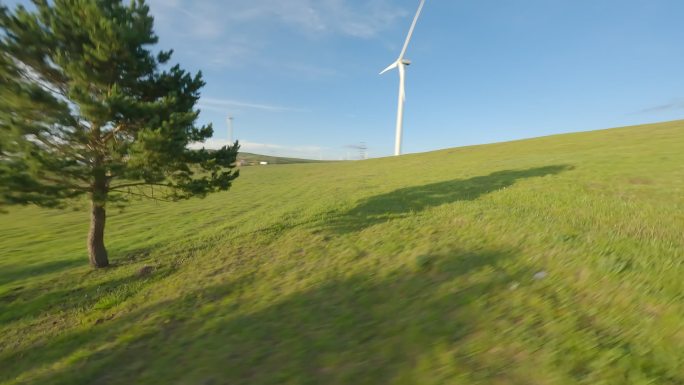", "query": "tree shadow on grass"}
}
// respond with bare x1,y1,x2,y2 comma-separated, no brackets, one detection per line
0,259,83,288
0,273,255,384
3,247,531,385
0,265,178,325
0,241,202,322
332,165,572,233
